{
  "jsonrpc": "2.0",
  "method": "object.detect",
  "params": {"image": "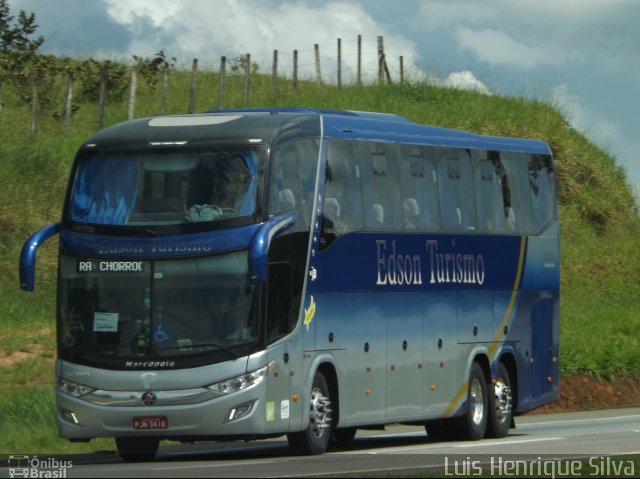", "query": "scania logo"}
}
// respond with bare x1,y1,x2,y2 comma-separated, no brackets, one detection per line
141,391,157,406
